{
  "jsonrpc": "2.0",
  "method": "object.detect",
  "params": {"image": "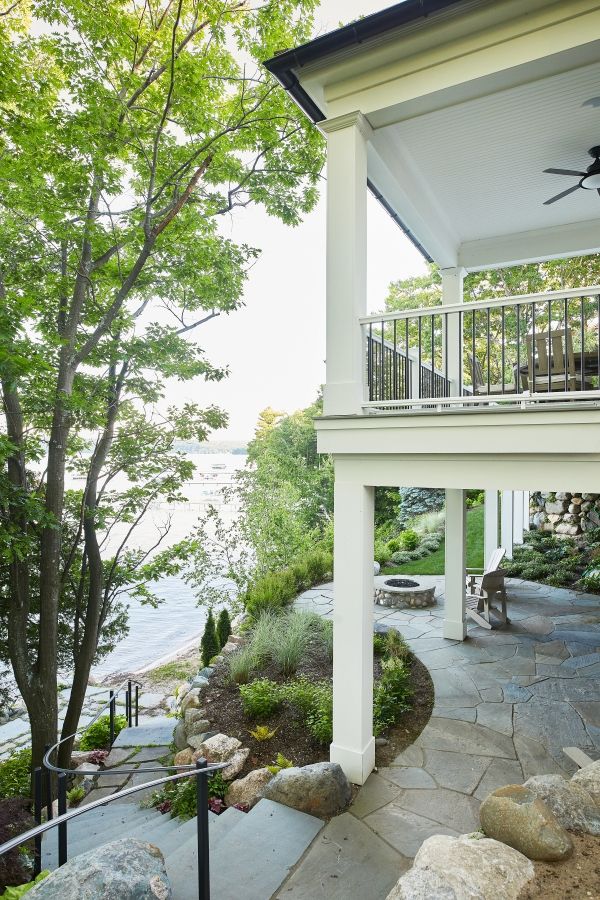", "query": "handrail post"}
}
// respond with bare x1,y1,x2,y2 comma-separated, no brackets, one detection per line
135,684,139,727
57,773,68,866
109,690,115,746
33,767,42,877
44,744,53,821
127,679,133,728
196,759,210,900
